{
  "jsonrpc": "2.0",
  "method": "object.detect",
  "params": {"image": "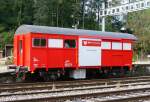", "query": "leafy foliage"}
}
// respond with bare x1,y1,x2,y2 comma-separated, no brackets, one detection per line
127,9,150,59
0,0,102,50
0,0,140,56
